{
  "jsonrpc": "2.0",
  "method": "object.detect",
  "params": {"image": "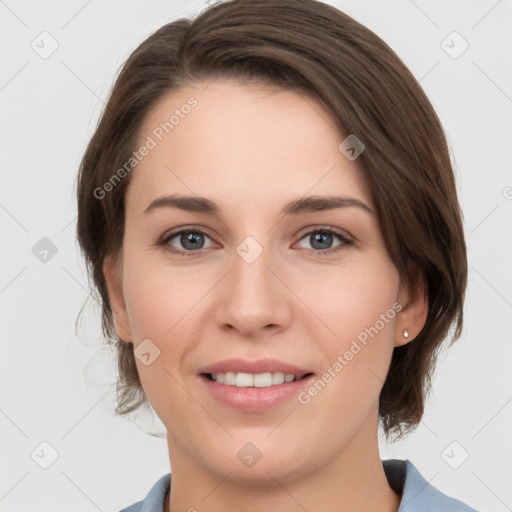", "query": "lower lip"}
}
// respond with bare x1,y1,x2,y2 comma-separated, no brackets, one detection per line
199,374,315,412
